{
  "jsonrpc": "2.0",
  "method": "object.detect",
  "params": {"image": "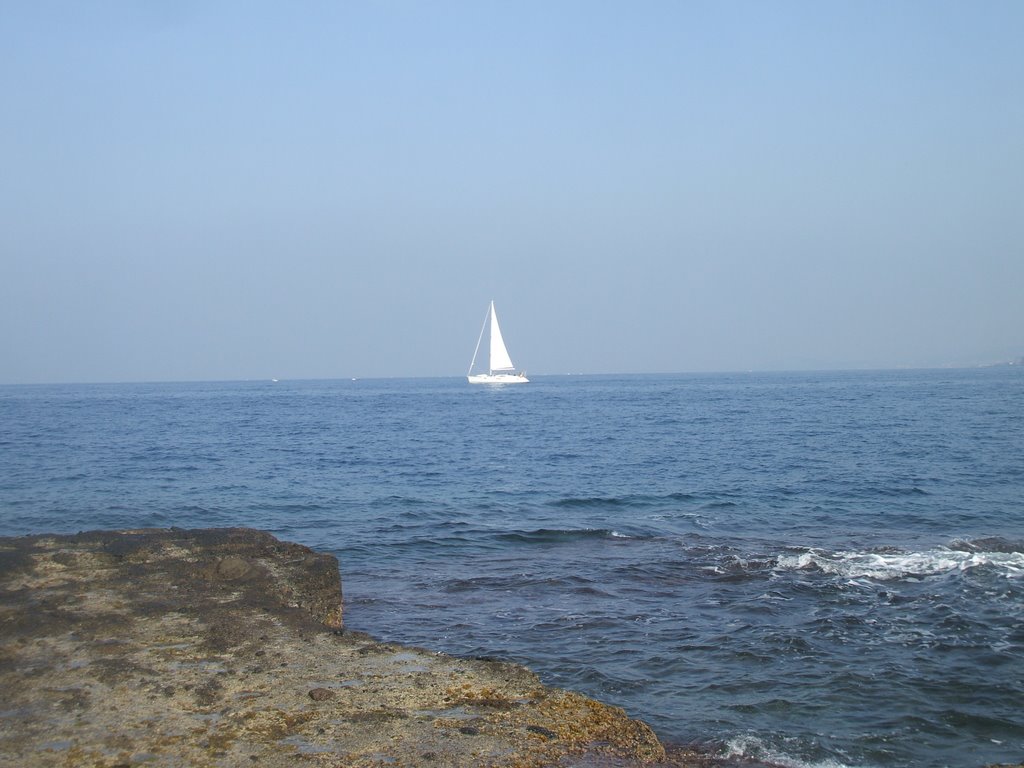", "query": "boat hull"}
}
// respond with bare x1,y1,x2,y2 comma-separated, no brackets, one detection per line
467,373,529,384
